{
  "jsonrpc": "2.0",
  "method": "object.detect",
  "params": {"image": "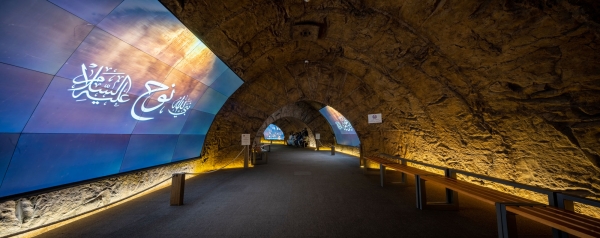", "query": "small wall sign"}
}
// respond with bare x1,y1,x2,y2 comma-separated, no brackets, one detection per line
241,134,251,145
368,113,382,124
